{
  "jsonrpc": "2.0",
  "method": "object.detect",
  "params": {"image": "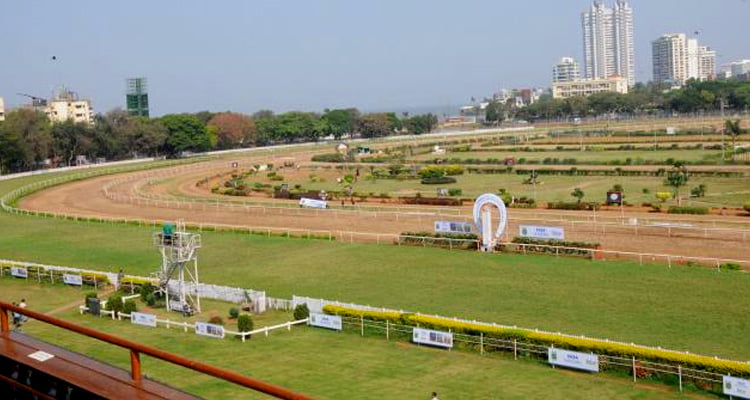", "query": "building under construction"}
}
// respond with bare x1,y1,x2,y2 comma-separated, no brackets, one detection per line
126,77,149,117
